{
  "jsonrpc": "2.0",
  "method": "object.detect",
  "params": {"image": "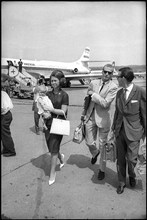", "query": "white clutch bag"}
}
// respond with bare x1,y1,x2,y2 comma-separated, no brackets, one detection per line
50,113,70,136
